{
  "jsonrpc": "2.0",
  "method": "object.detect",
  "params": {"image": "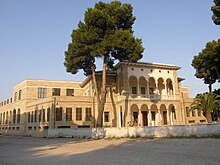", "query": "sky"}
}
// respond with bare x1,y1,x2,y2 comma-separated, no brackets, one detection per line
0,0,220,101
